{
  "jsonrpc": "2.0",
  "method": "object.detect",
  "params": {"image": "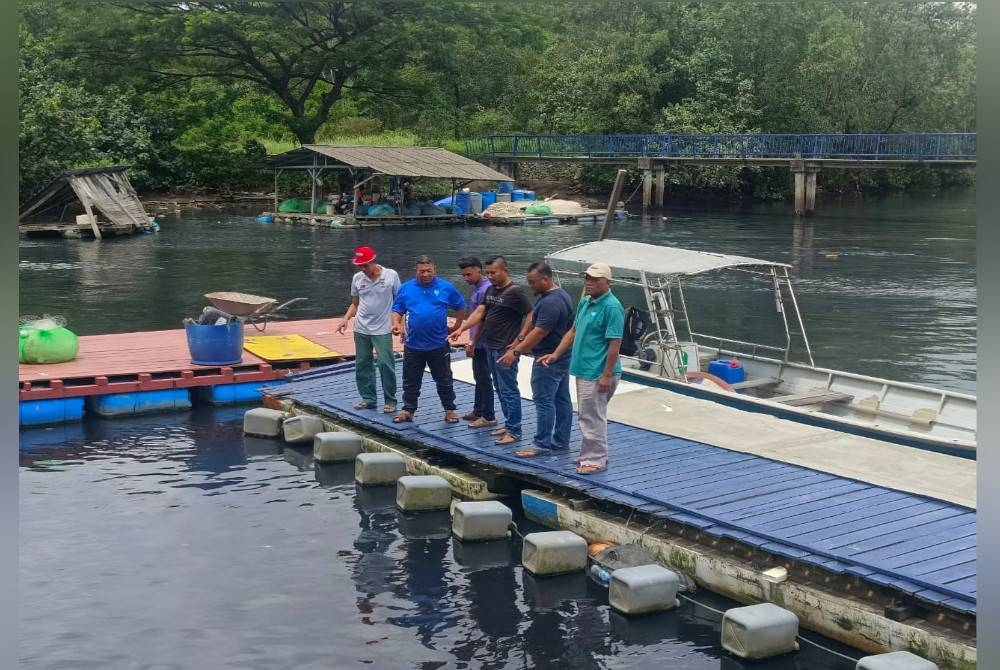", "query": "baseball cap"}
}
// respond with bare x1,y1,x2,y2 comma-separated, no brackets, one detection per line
582,262,613,280
352,245,377,265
